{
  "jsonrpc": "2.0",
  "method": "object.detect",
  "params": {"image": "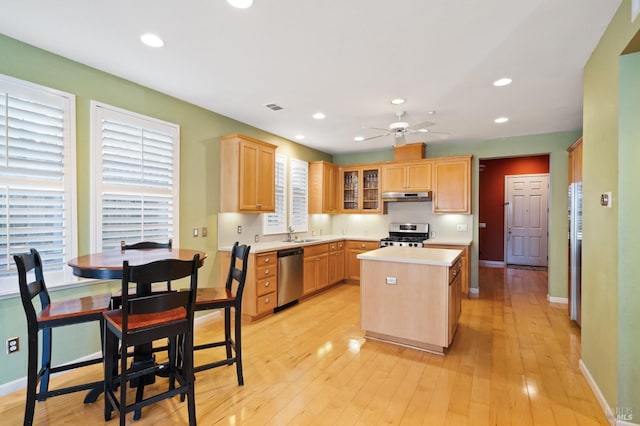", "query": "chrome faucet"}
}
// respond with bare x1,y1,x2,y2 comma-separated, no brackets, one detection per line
285,225,294,242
